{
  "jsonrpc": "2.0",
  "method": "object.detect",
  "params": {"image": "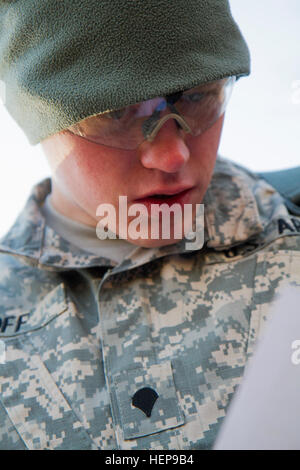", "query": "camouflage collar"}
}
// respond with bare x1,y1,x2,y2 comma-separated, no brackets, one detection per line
0,157,265,271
